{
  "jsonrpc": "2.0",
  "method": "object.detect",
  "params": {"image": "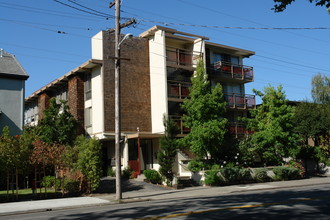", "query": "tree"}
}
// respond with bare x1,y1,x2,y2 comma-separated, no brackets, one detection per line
38,98,78,146
244,85,300,165
273,0,330,12
157,115,179,185
311,73,330,104
75,136,102,193
181,59,228,160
